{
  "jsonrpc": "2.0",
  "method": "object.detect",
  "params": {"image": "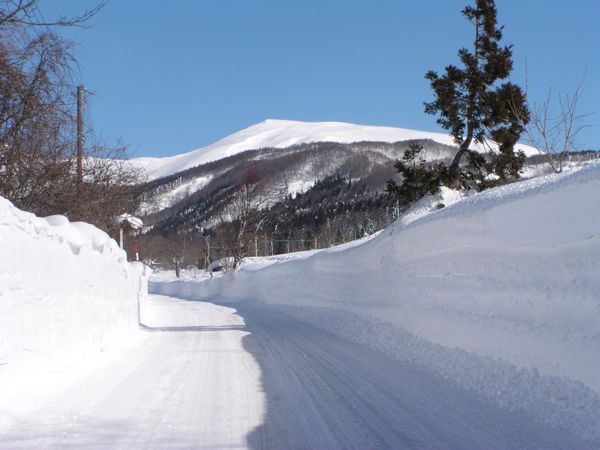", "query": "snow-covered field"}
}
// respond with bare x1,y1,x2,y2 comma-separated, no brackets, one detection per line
153,162,600,443
132,119,539,180
0,198,148,431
